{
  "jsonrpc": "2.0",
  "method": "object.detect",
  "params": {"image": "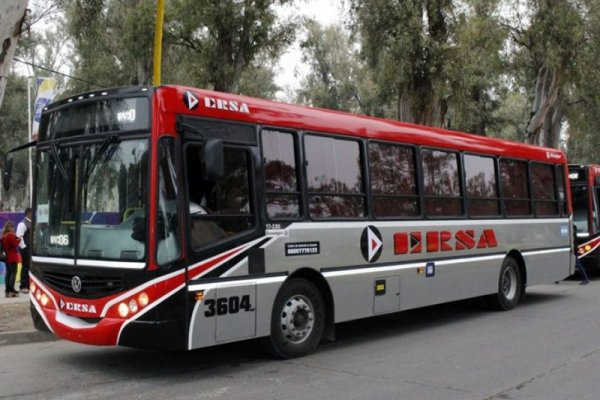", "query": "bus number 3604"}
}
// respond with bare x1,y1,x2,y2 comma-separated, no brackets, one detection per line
204,295,253,317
